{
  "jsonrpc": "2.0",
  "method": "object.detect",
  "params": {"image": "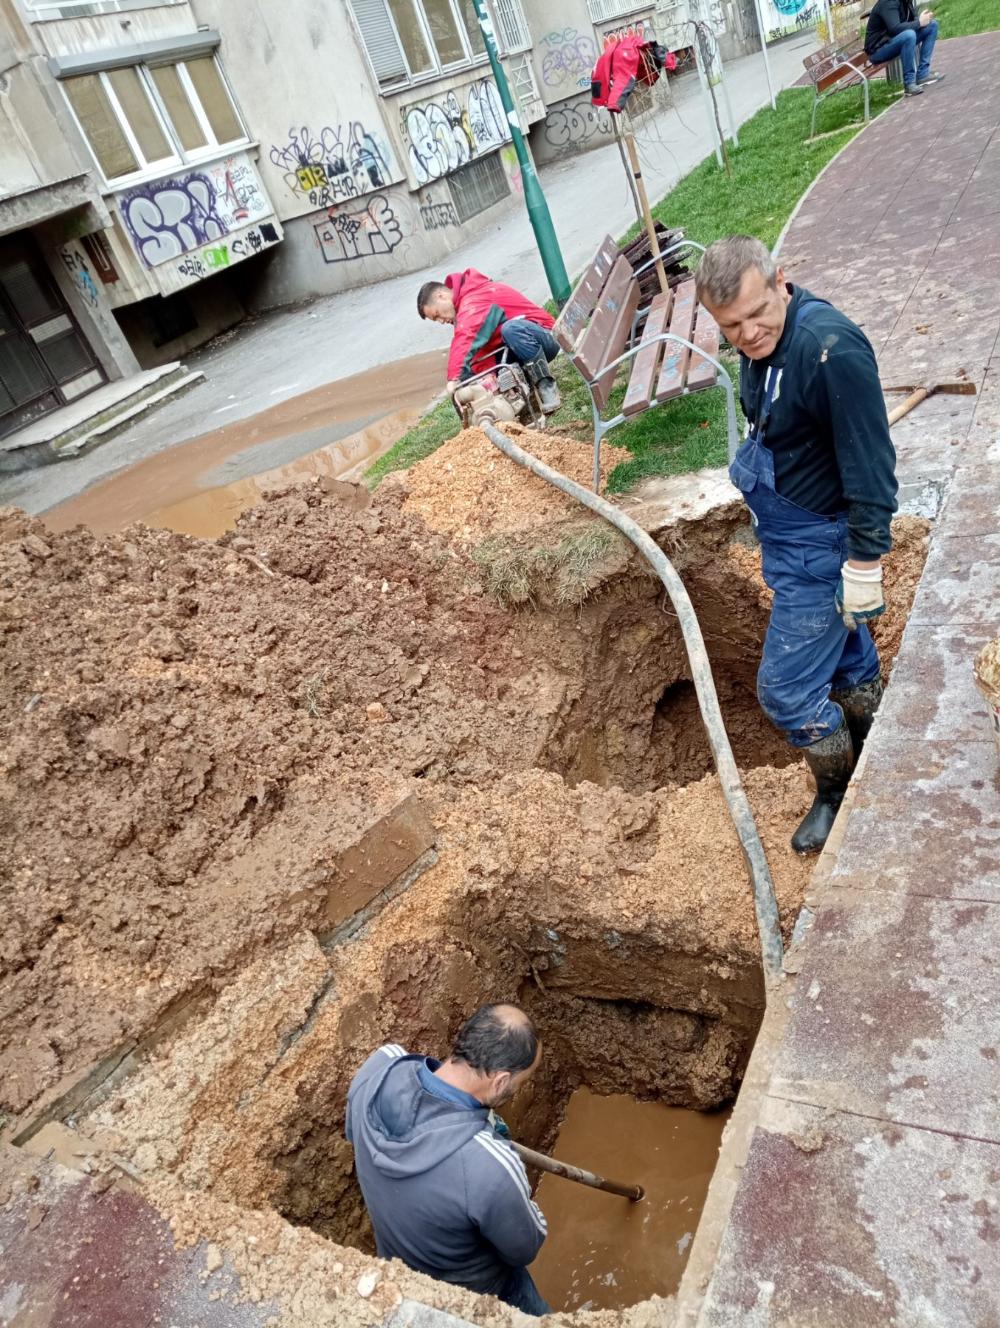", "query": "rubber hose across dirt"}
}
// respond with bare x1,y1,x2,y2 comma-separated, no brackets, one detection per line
480,422,785,988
